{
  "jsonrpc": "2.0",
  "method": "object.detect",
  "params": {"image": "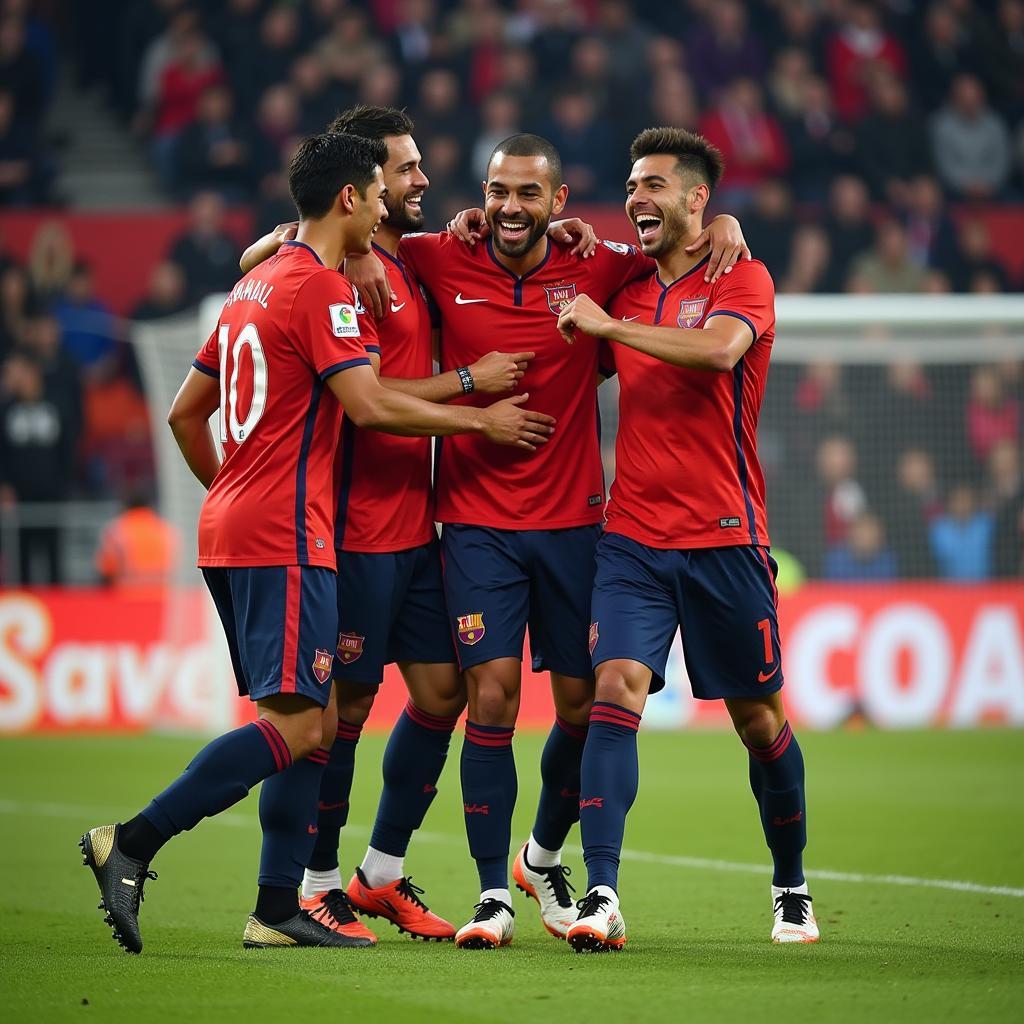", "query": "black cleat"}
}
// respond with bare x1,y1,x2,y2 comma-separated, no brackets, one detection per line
80,824,157,955
243,909,373,948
